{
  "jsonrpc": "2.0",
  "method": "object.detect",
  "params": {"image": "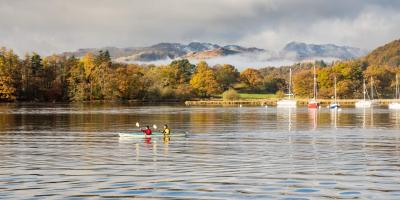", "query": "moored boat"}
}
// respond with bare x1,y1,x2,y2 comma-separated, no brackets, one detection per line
355,78,377,108
355,100,373,108
389,103,400,109
277,68,297,108
389,74,400,110
307,64,319,109
329,76,340,109
308,99,319,109
277,99,297,107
